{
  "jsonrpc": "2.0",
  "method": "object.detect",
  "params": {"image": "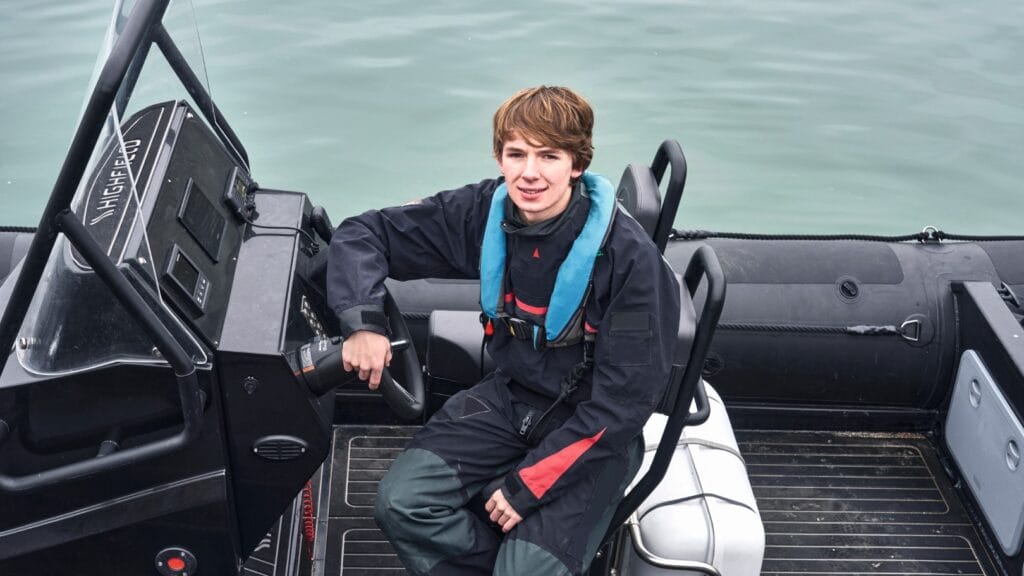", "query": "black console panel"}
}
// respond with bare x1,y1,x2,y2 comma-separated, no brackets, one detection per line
139,101,246,345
